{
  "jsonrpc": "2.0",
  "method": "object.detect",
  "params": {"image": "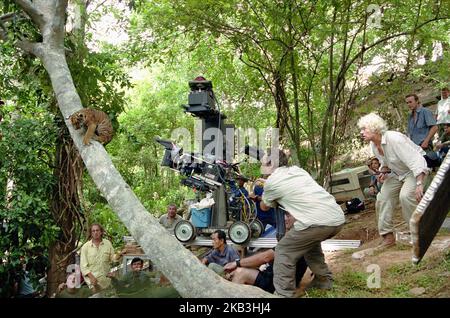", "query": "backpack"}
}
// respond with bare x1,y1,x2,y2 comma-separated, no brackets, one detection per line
424,151,441,168
345,198,365,214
